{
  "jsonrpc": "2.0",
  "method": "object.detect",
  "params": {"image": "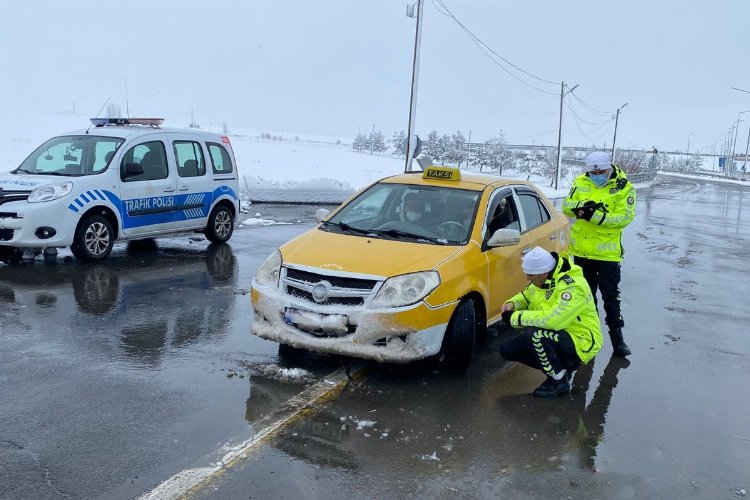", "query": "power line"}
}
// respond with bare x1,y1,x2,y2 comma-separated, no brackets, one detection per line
565,95,614,142
569,91,613,116
431,0,558,95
